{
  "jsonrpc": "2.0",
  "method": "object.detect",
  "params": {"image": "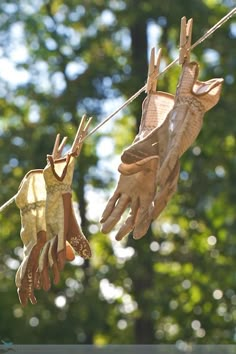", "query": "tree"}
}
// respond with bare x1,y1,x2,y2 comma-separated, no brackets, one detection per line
0,0,236,345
